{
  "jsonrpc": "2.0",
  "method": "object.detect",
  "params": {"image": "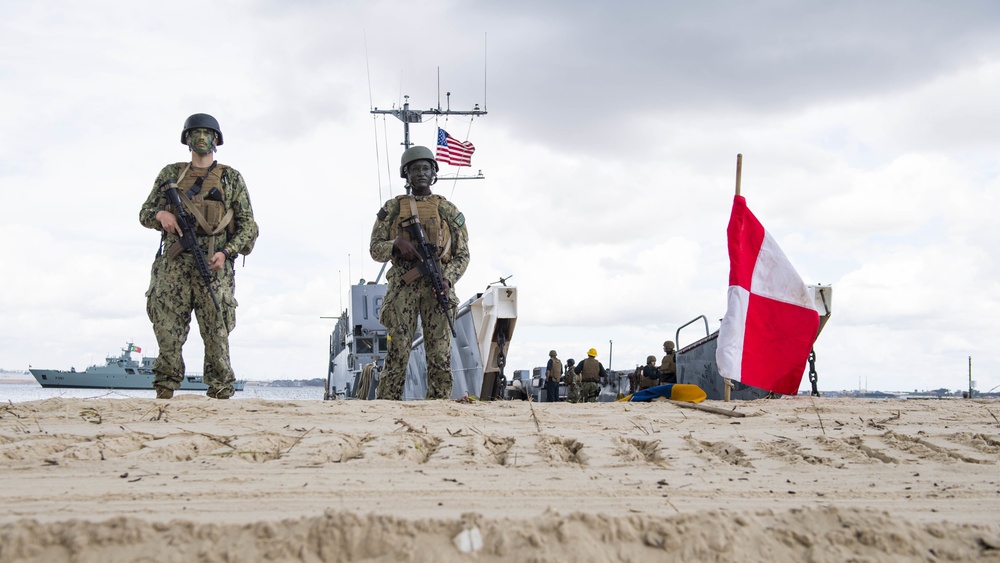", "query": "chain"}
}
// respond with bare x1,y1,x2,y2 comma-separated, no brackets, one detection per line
808,348,820,397
493,320,508,400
